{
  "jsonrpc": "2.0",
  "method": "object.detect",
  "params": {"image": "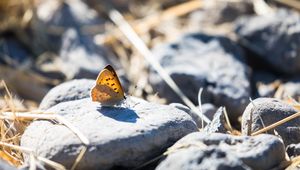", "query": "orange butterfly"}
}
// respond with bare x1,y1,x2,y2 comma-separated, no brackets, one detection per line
91,65,126,106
